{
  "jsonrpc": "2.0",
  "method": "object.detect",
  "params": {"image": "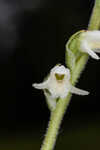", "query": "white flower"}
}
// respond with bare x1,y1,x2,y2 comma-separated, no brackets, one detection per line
32,65,89,99
80,30,100,60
